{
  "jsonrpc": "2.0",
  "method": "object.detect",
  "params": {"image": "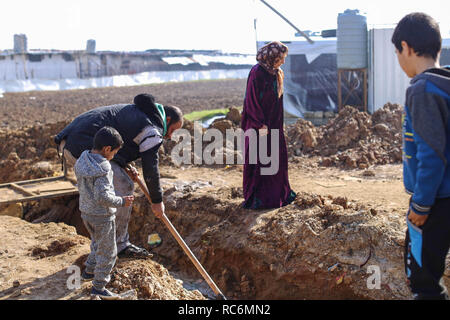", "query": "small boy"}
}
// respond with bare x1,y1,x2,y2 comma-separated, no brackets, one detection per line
74,126,134,300
392,12,450,300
